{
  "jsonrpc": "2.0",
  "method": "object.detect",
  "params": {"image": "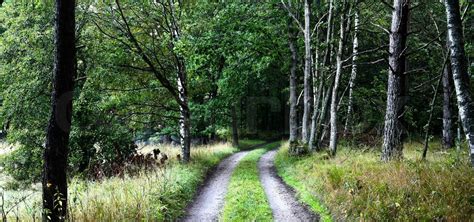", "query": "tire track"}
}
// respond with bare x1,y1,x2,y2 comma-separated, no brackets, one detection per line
259,149,319,222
